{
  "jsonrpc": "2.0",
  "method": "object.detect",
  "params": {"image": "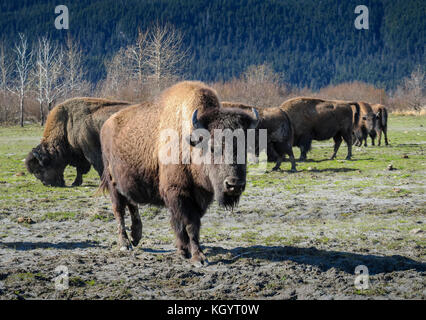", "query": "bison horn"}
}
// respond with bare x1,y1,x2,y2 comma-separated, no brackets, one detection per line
32,149,42,162
249,108,260,129
191,109,205,130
